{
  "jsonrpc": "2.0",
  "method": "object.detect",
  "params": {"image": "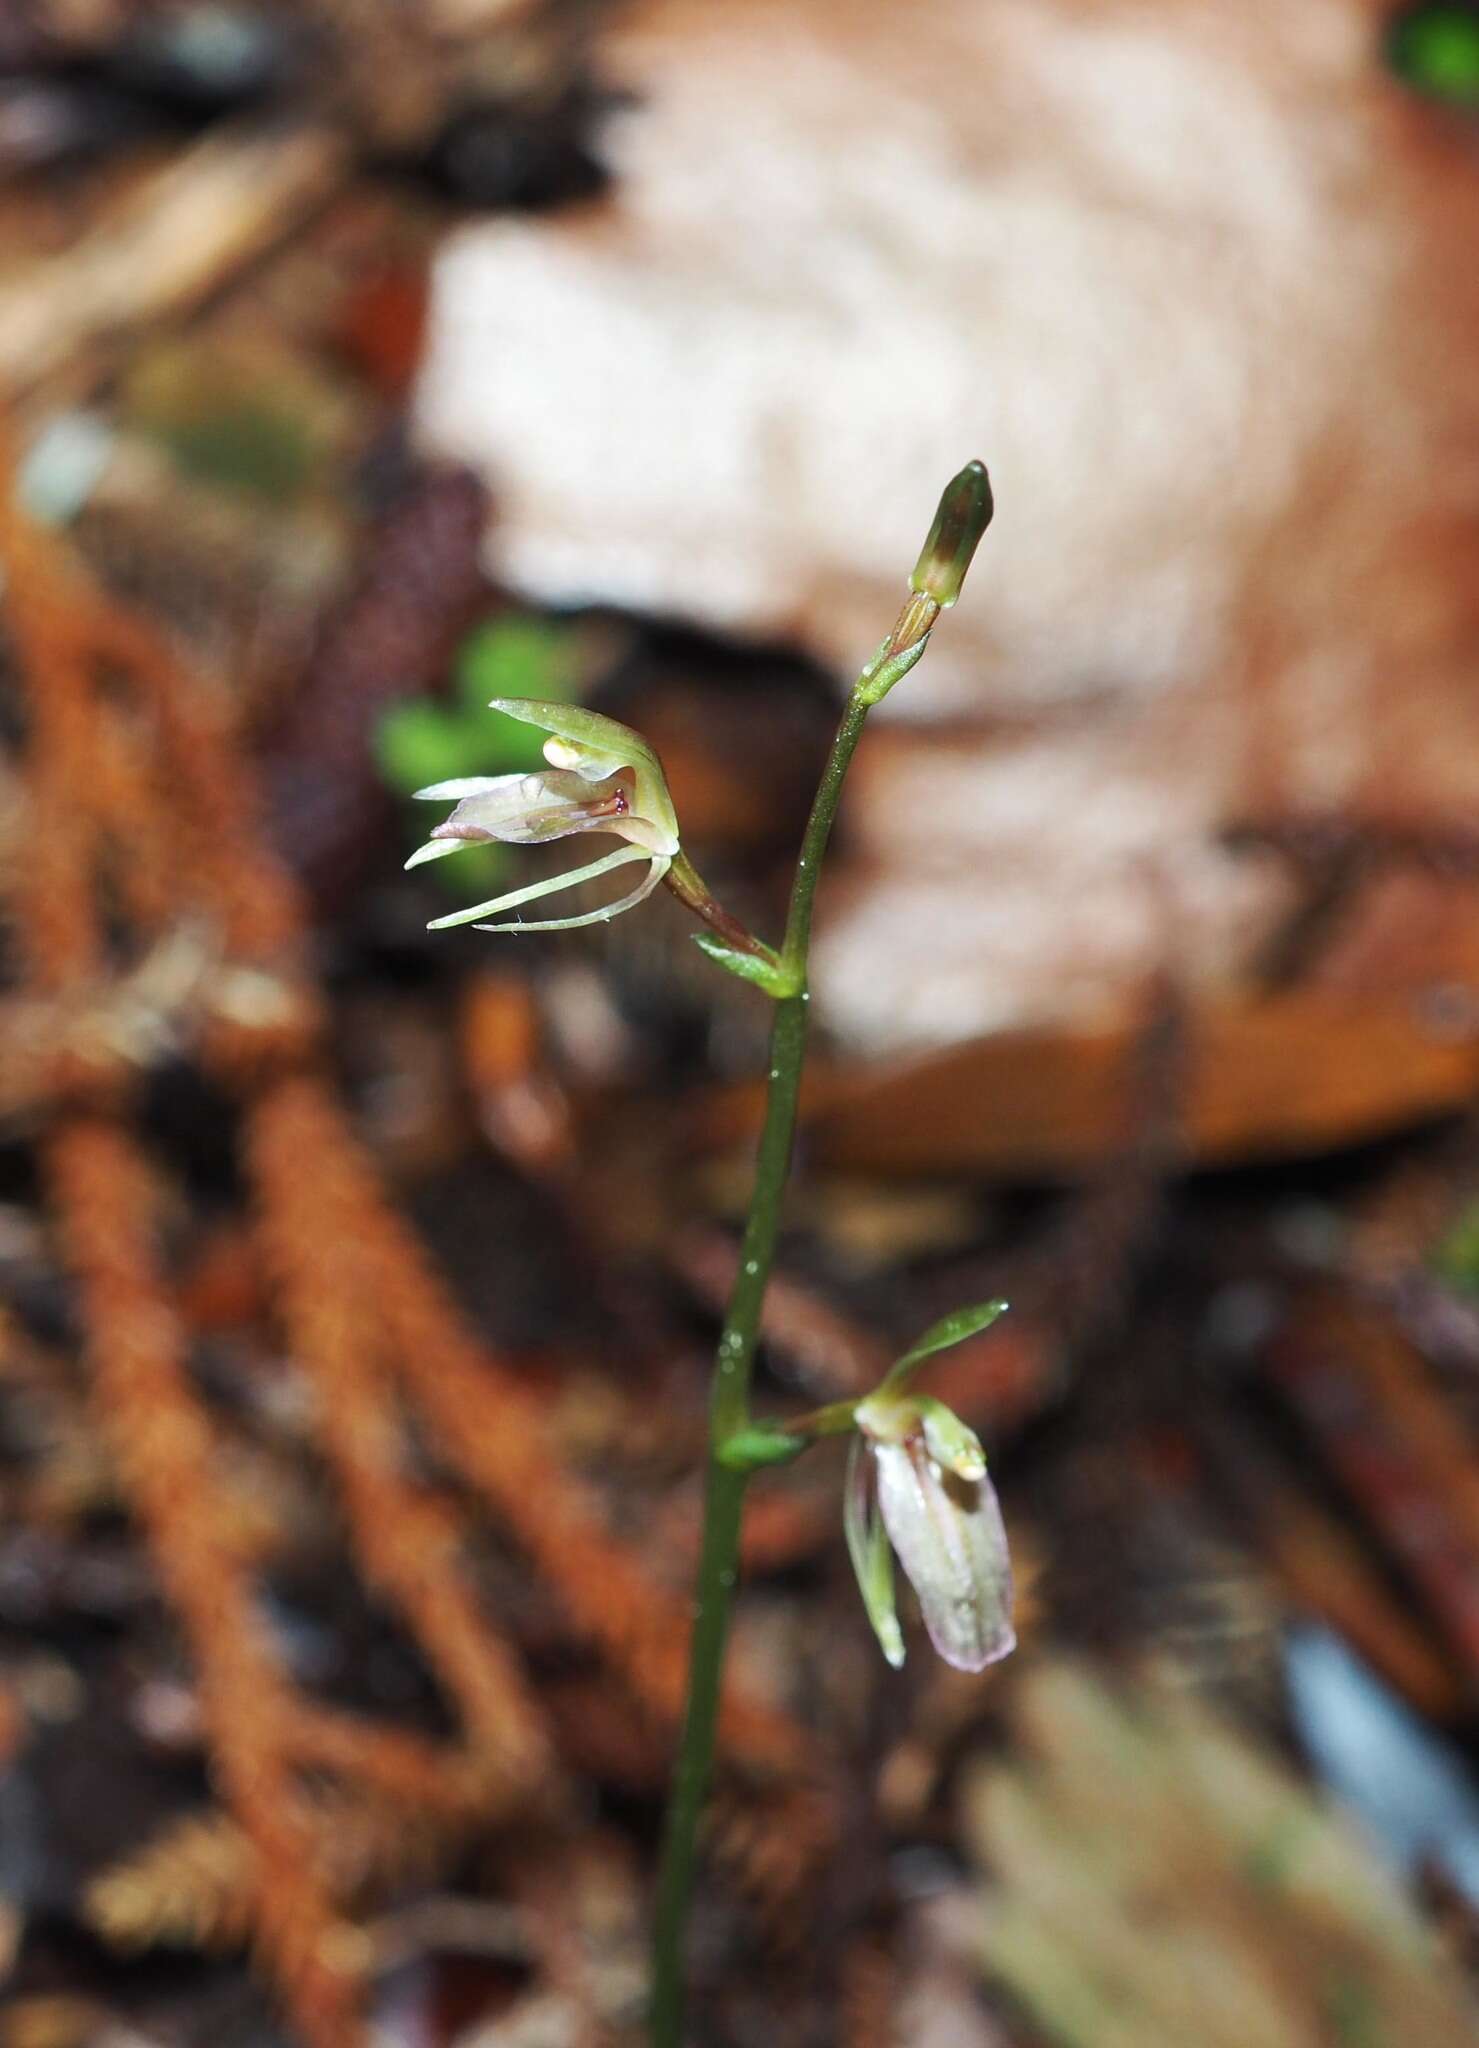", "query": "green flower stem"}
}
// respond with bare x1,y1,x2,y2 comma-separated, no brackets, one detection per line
774,1397,862,1441
663,849,783,969
716,1399,860,1470
648,685,873,2047
648,454,988,2034
647,1454,745,2047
